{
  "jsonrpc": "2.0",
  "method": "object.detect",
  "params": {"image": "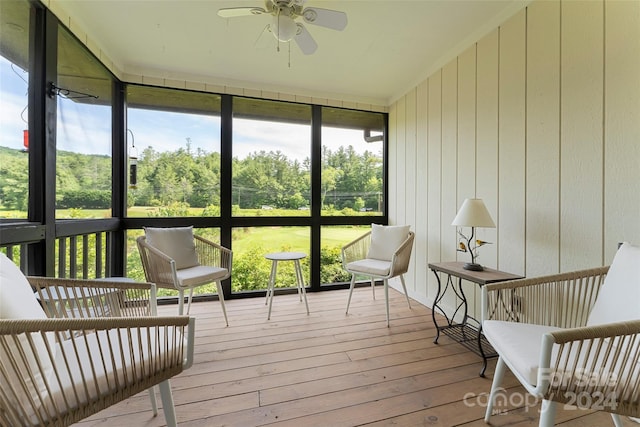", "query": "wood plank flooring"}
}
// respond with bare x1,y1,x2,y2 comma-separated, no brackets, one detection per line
74,287,637,427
